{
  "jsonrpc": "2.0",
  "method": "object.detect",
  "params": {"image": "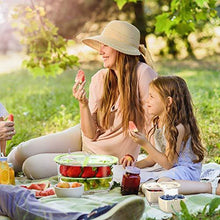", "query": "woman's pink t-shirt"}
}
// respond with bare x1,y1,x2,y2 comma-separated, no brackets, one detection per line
82,62,157,160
